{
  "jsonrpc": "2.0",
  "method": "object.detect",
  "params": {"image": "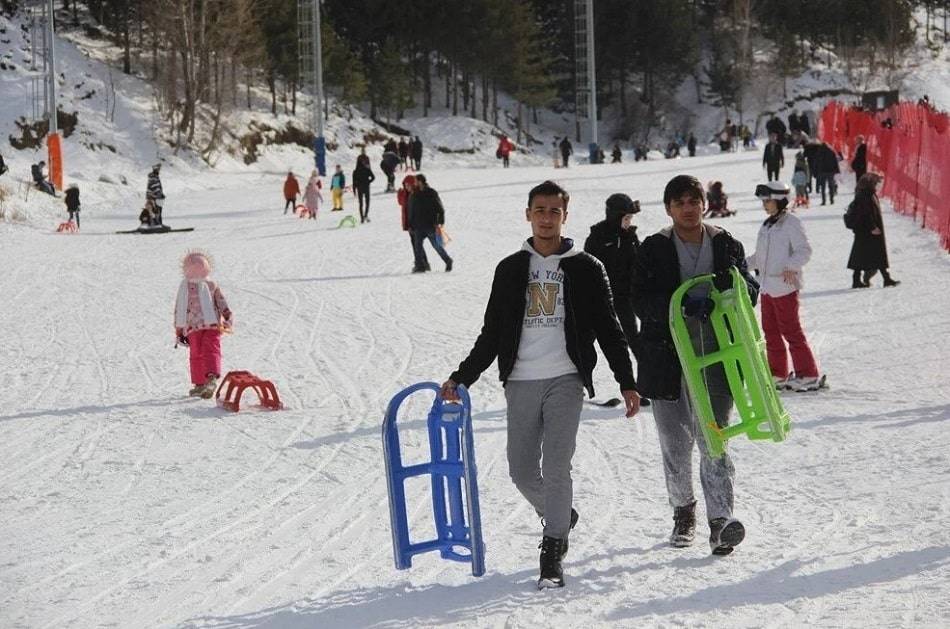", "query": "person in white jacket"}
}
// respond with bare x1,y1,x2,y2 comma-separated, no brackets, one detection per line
748,182,823,392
